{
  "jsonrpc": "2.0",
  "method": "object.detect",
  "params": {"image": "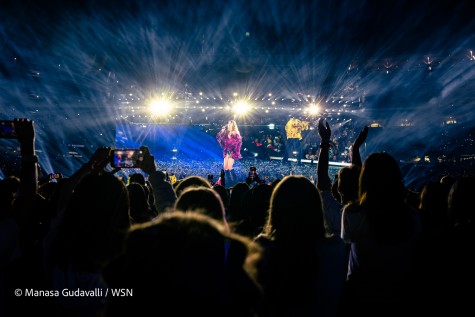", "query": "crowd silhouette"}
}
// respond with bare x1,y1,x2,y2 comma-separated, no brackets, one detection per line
1,118,474,317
